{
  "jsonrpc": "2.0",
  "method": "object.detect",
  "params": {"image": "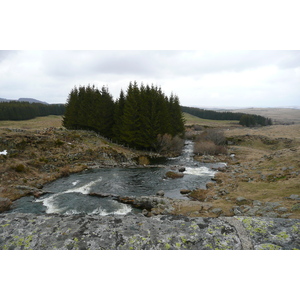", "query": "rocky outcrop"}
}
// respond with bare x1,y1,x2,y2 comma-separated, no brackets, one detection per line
0,213,299,250
112,196,176,215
